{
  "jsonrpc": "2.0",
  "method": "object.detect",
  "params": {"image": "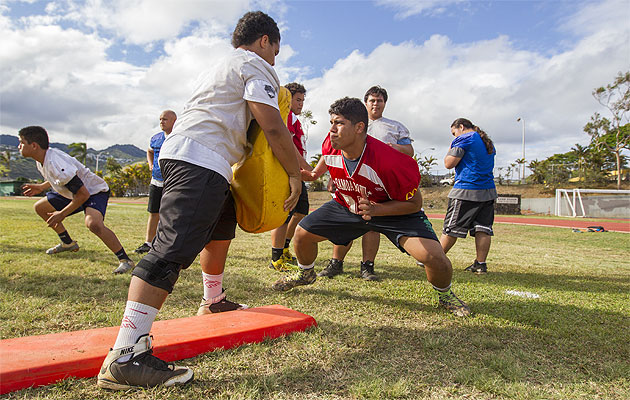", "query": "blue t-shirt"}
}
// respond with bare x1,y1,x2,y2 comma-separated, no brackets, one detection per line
150,132,166,181
450,131,495,190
